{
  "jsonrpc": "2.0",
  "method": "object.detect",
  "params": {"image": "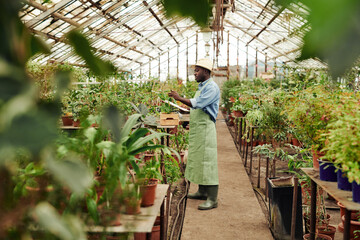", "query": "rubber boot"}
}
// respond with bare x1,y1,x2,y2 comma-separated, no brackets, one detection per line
187,185,207,200
198,185,218,210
